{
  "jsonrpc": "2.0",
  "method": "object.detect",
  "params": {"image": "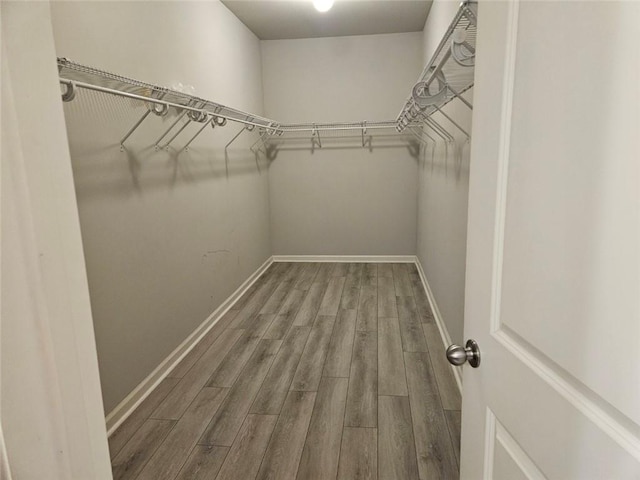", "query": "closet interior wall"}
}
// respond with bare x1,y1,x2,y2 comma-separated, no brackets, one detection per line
50,1,271,413
262,33,422,256
416,0,473,346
